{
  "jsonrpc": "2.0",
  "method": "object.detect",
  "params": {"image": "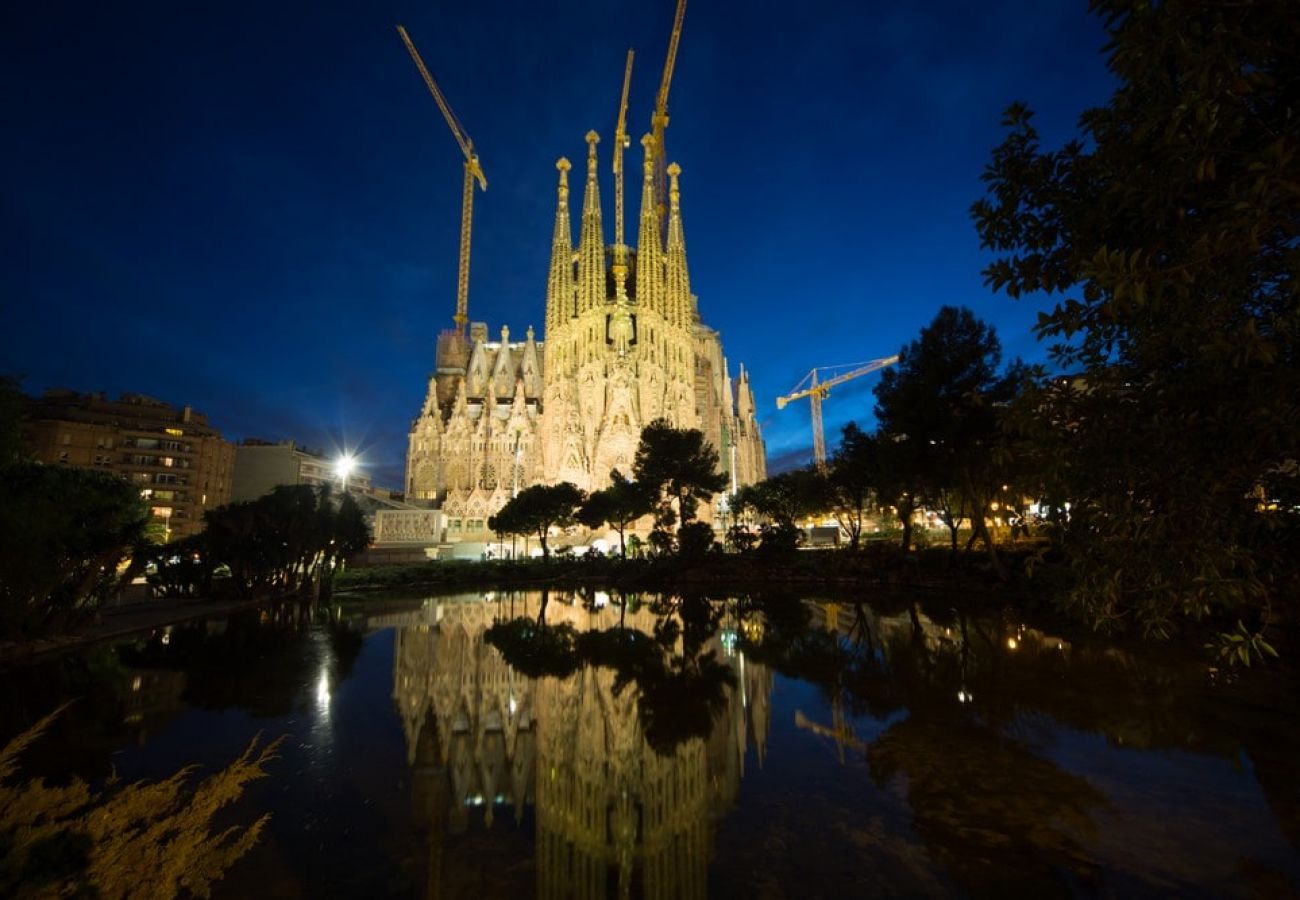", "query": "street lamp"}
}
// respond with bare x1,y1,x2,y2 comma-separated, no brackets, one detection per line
334,453,356,494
